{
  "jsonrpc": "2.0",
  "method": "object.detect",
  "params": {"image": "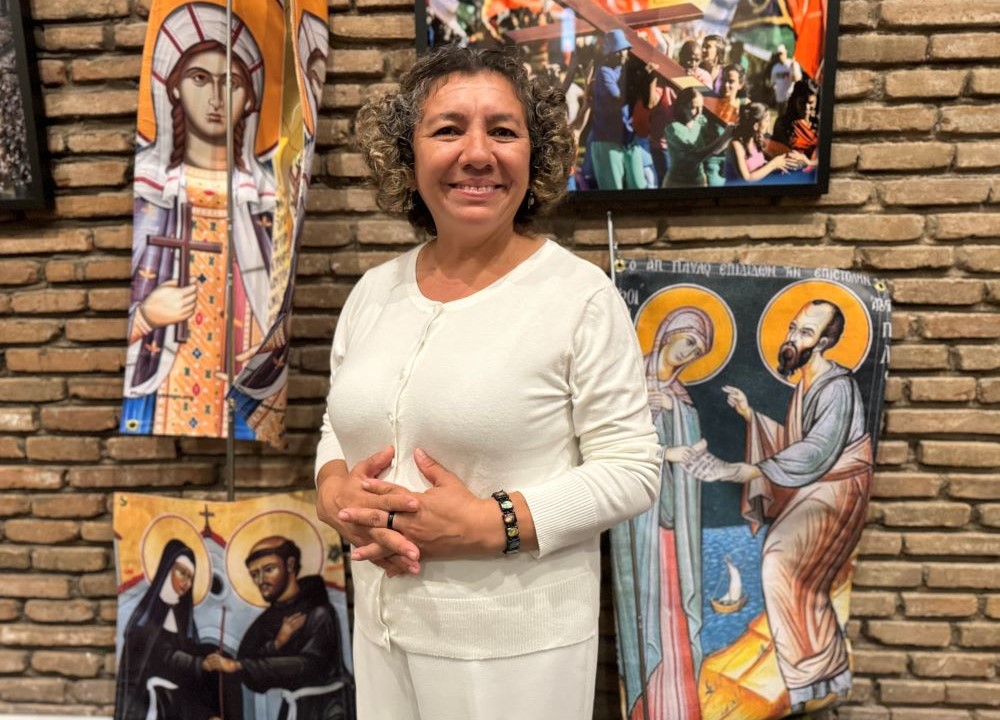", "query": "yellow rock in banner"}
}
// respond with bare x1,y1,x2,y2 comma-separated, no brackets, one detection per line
698,581,853,719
